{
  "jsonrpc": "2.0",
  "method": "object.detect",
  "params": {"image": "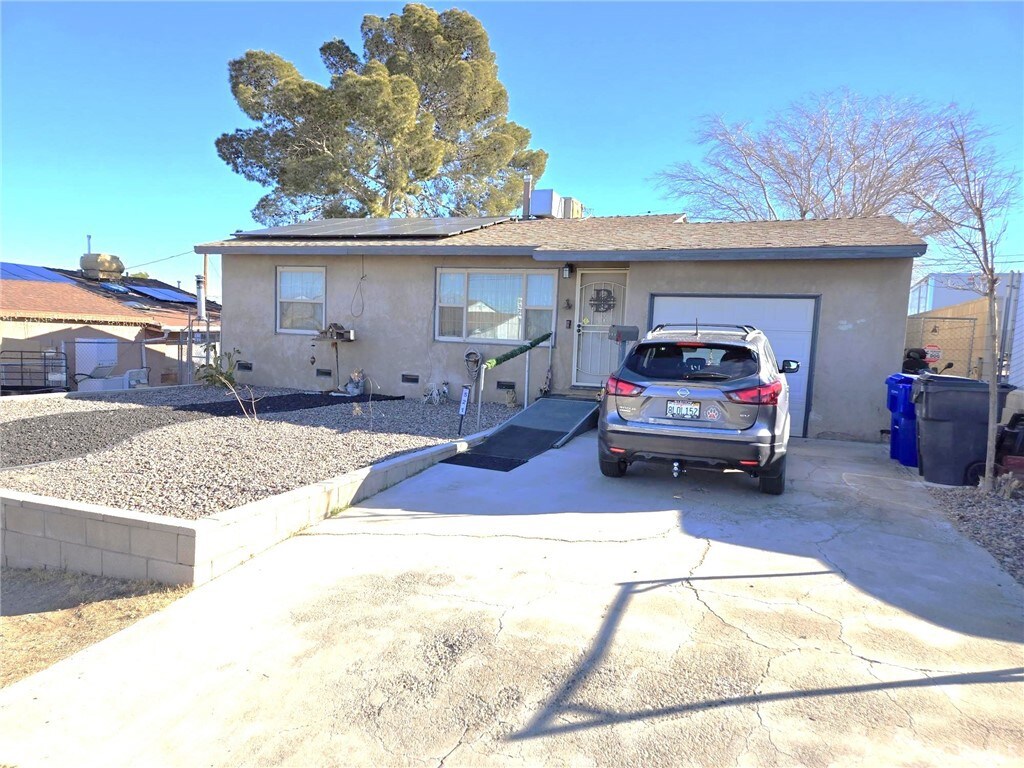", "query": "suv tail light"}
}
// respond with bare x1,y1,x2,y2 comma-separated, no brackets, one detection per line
725,379,783,405
606,375,646,397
